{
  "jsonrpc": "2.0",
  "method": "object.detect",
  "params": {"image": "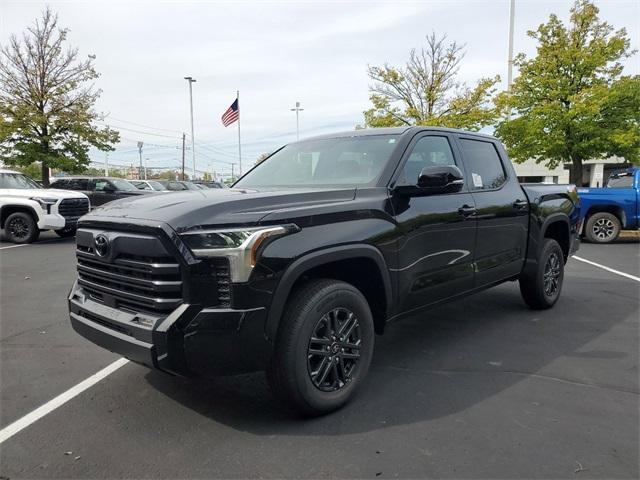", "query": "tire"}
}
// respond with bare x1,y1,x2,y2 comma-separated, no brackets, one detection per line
519,238,564,310
266,279,375,416
4,212,39,244
55,227,77,238
585,212,621,243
